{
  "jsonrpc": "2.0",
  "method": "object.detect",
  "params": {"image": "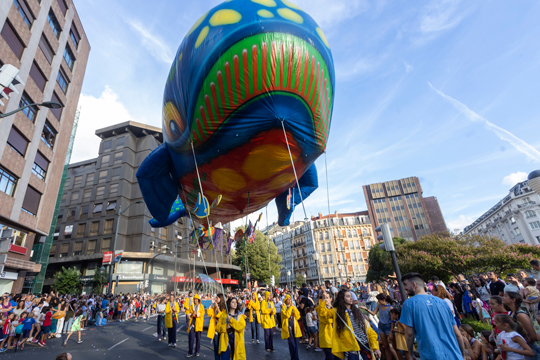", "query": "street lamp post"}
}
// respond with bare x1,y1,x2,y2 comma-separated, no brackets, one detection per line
287,270,291,290
337,262,342,286
312,252,321,285
108,200,143,295
0,101,63,118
